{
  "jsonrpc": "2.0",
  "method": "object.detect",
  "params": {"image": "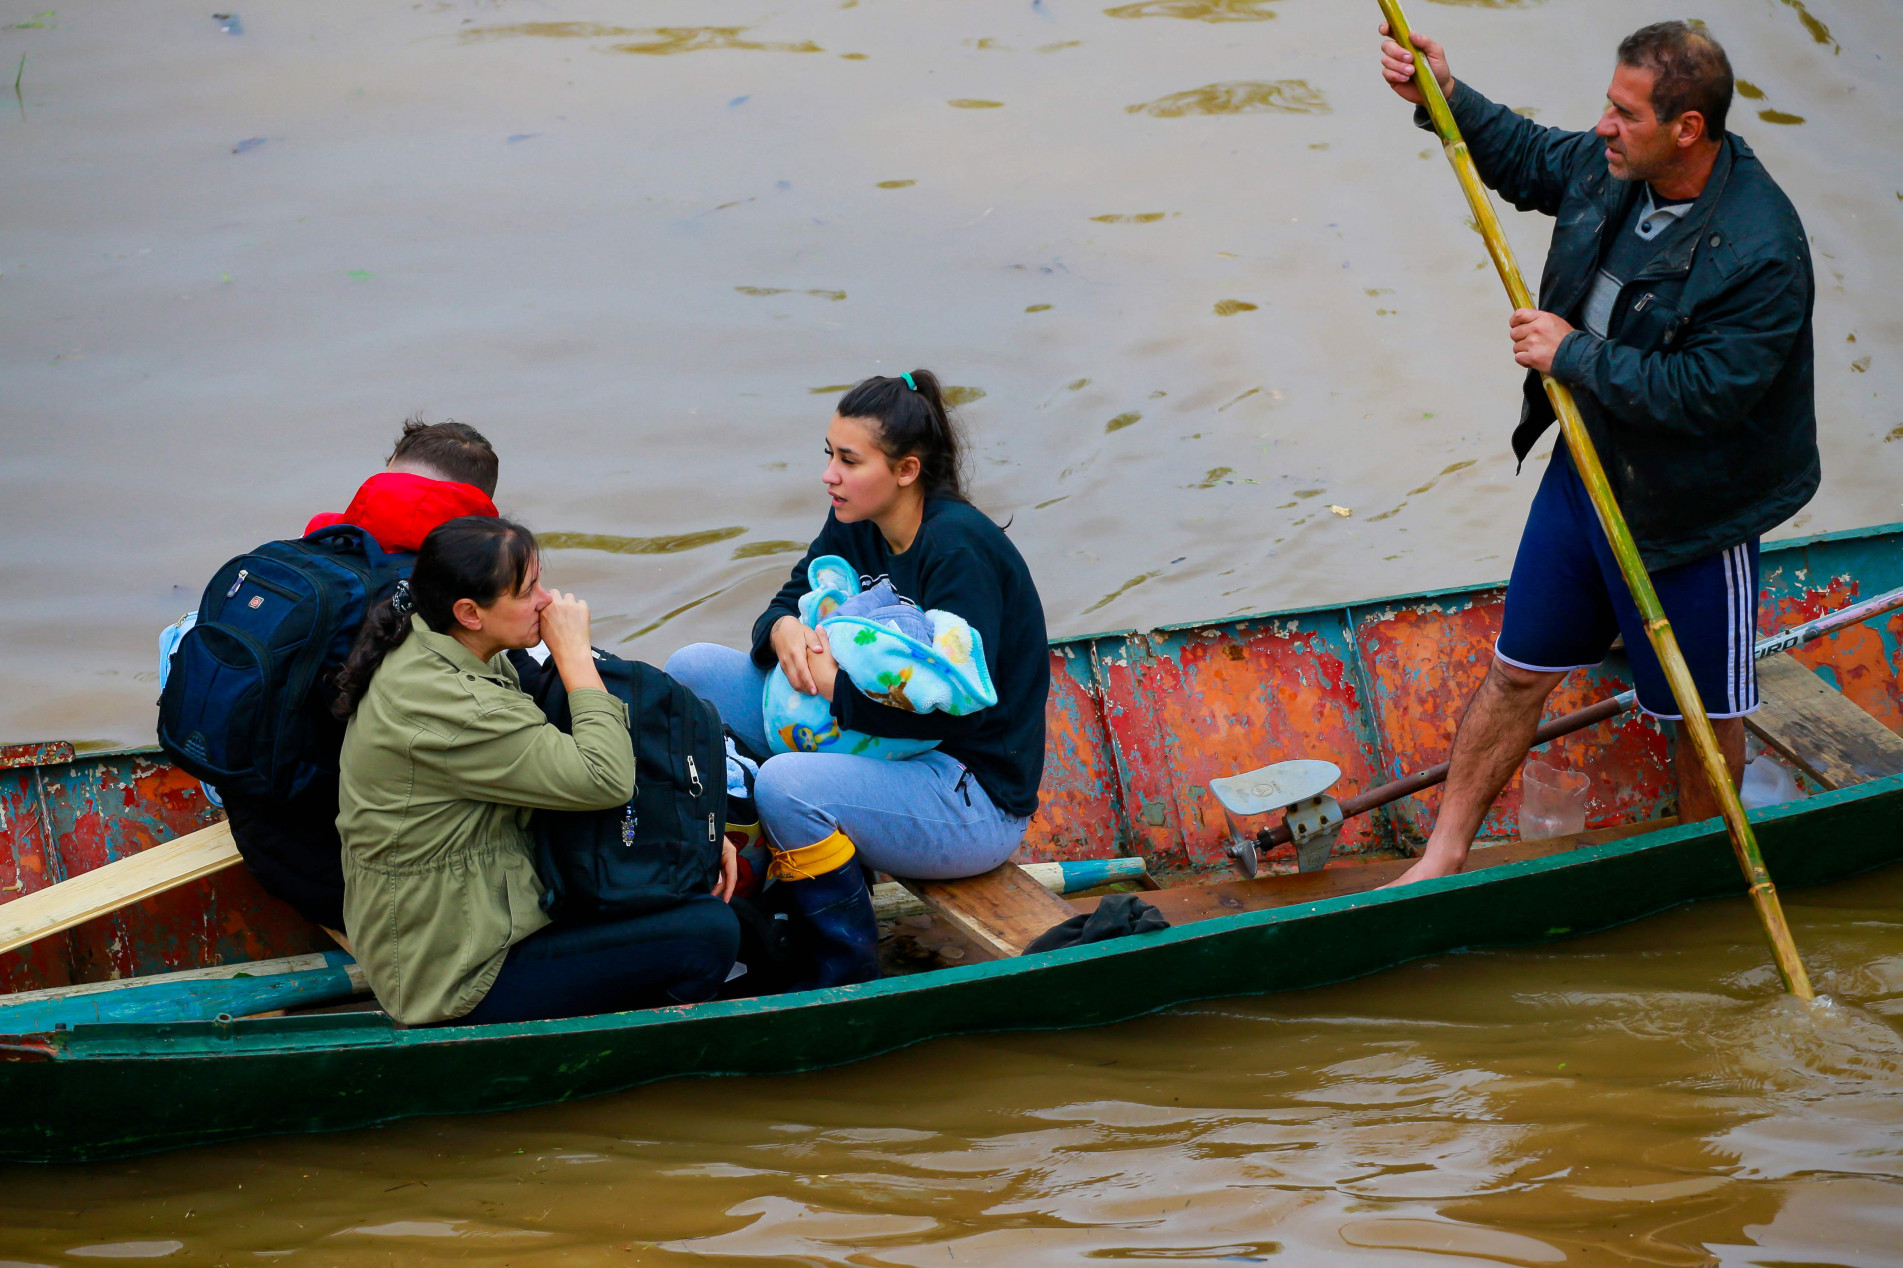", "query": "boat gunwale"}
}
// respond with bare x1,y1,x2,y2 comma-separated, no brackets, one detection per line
31,518,1901,768
1052,517,1903,647
29,769,1903,1061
